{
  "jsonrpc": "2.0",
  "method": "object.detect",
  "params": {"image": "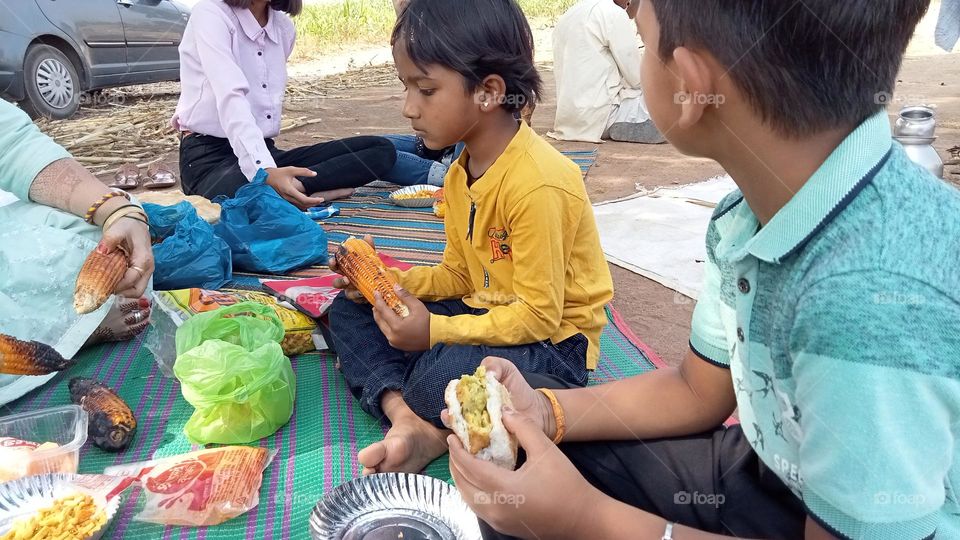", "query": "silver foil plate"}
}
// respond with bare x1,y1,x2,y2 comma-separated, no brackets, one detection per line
309,473,481,540
0,473,120,540
389,185,441,208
